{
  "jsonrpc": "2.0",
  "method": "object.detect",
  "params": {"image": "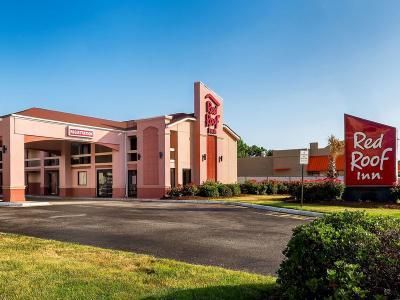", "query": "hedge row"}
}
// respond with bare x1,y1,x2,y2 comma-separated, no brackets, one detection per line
167,179,345,201
240,179,345,202
168,182,241,198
